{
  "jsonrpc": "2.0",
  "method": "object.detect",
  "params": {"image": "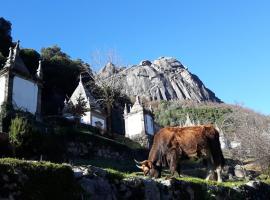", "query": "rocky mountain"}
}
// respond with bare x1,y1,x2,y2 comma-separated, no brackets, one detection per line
98,57,221,103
